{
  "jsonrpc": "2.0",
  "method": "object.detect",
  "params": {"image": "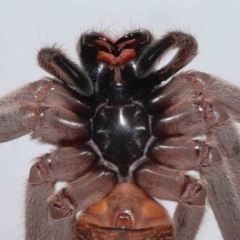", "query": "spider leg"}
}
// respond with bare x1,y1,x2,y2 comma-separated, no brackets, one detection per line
133,163,206,240
195,72,240,187
148,137,240,239
38,47,93,96
47,166,117,240
143,71,240,239
25,145,117,240
25,145,98,240
136,31,198,80
0,79,92,144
